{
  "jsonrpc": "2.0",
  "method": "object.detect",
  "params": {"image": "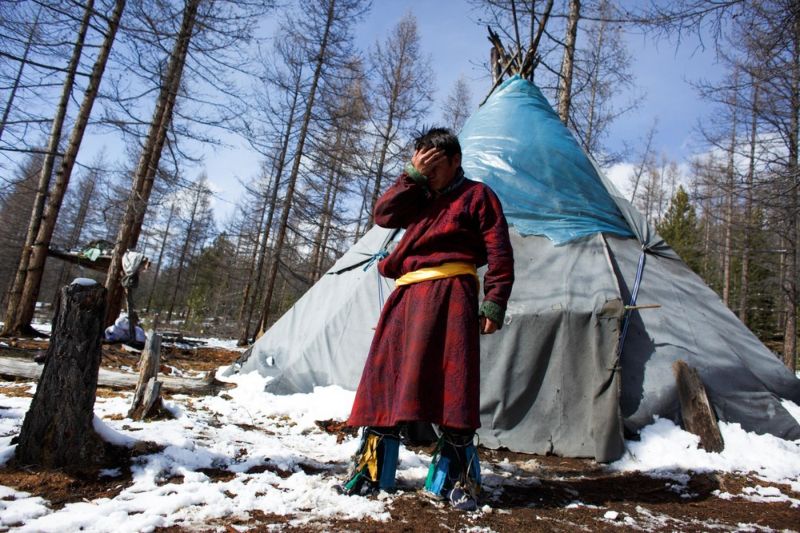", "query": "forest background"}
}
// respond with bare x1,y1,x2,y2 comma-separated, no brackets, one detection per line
0,0,797,371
